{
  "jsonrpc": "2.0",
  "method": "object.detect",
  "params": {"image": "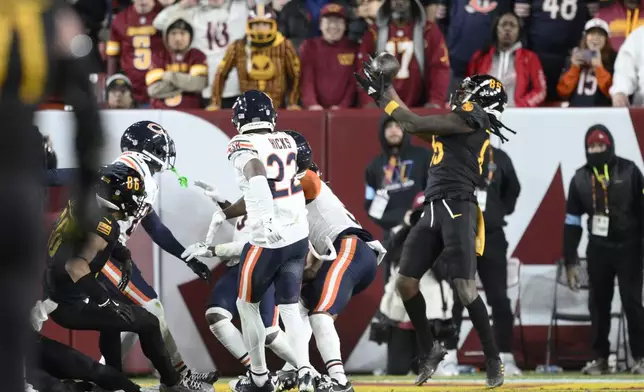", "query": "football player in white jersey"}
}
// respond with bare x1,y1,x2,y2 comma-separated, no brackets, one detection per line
183,91,314,392
182,181,300,391
153,0,248,103
298,162,387,392
95,121,217,388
